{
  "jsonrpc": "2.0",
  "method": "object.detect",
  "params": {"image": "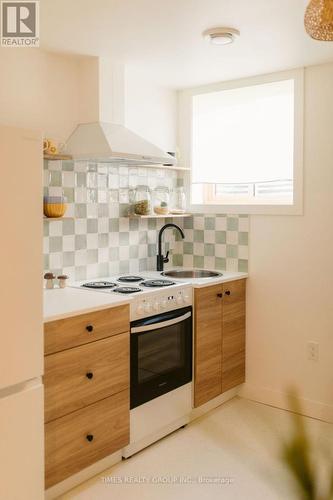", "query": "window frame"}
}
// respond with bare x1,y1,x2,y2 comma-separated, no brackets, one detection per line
178,68,304,215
